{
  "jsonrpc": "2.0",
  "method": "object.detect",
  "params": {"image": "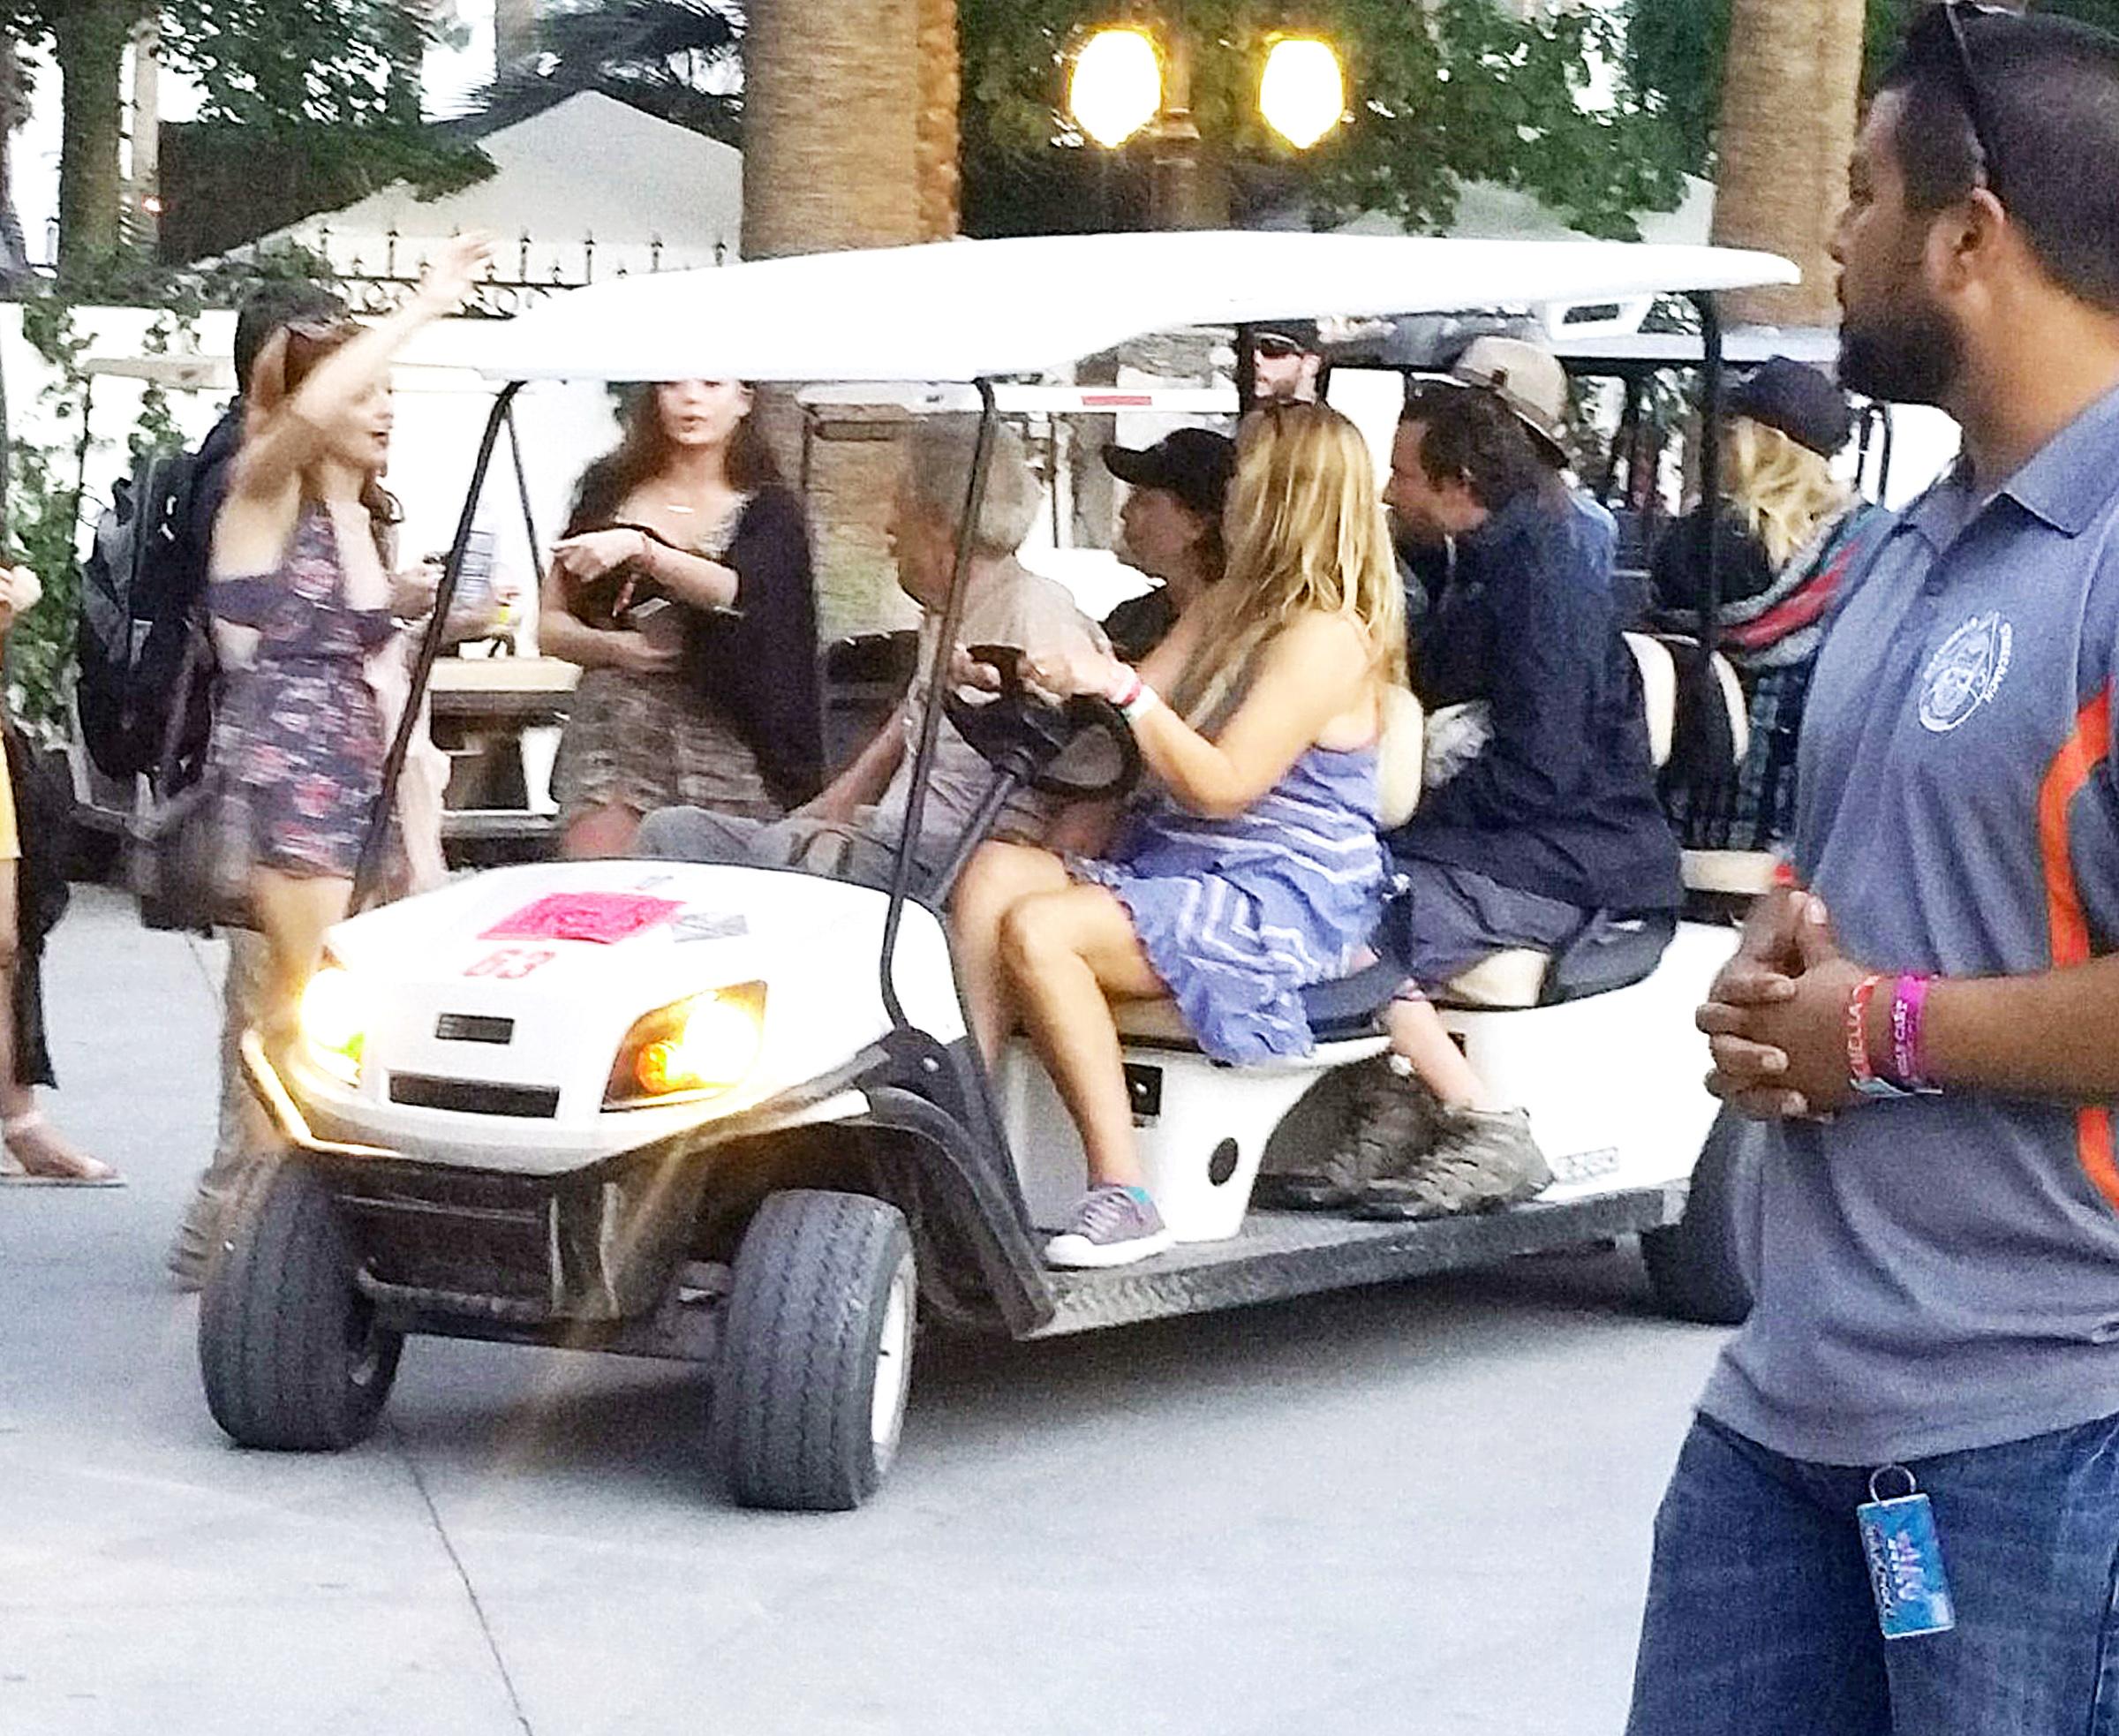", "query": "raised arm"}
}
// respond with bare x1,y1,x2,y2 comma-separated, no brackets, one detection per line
229,234,493,504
